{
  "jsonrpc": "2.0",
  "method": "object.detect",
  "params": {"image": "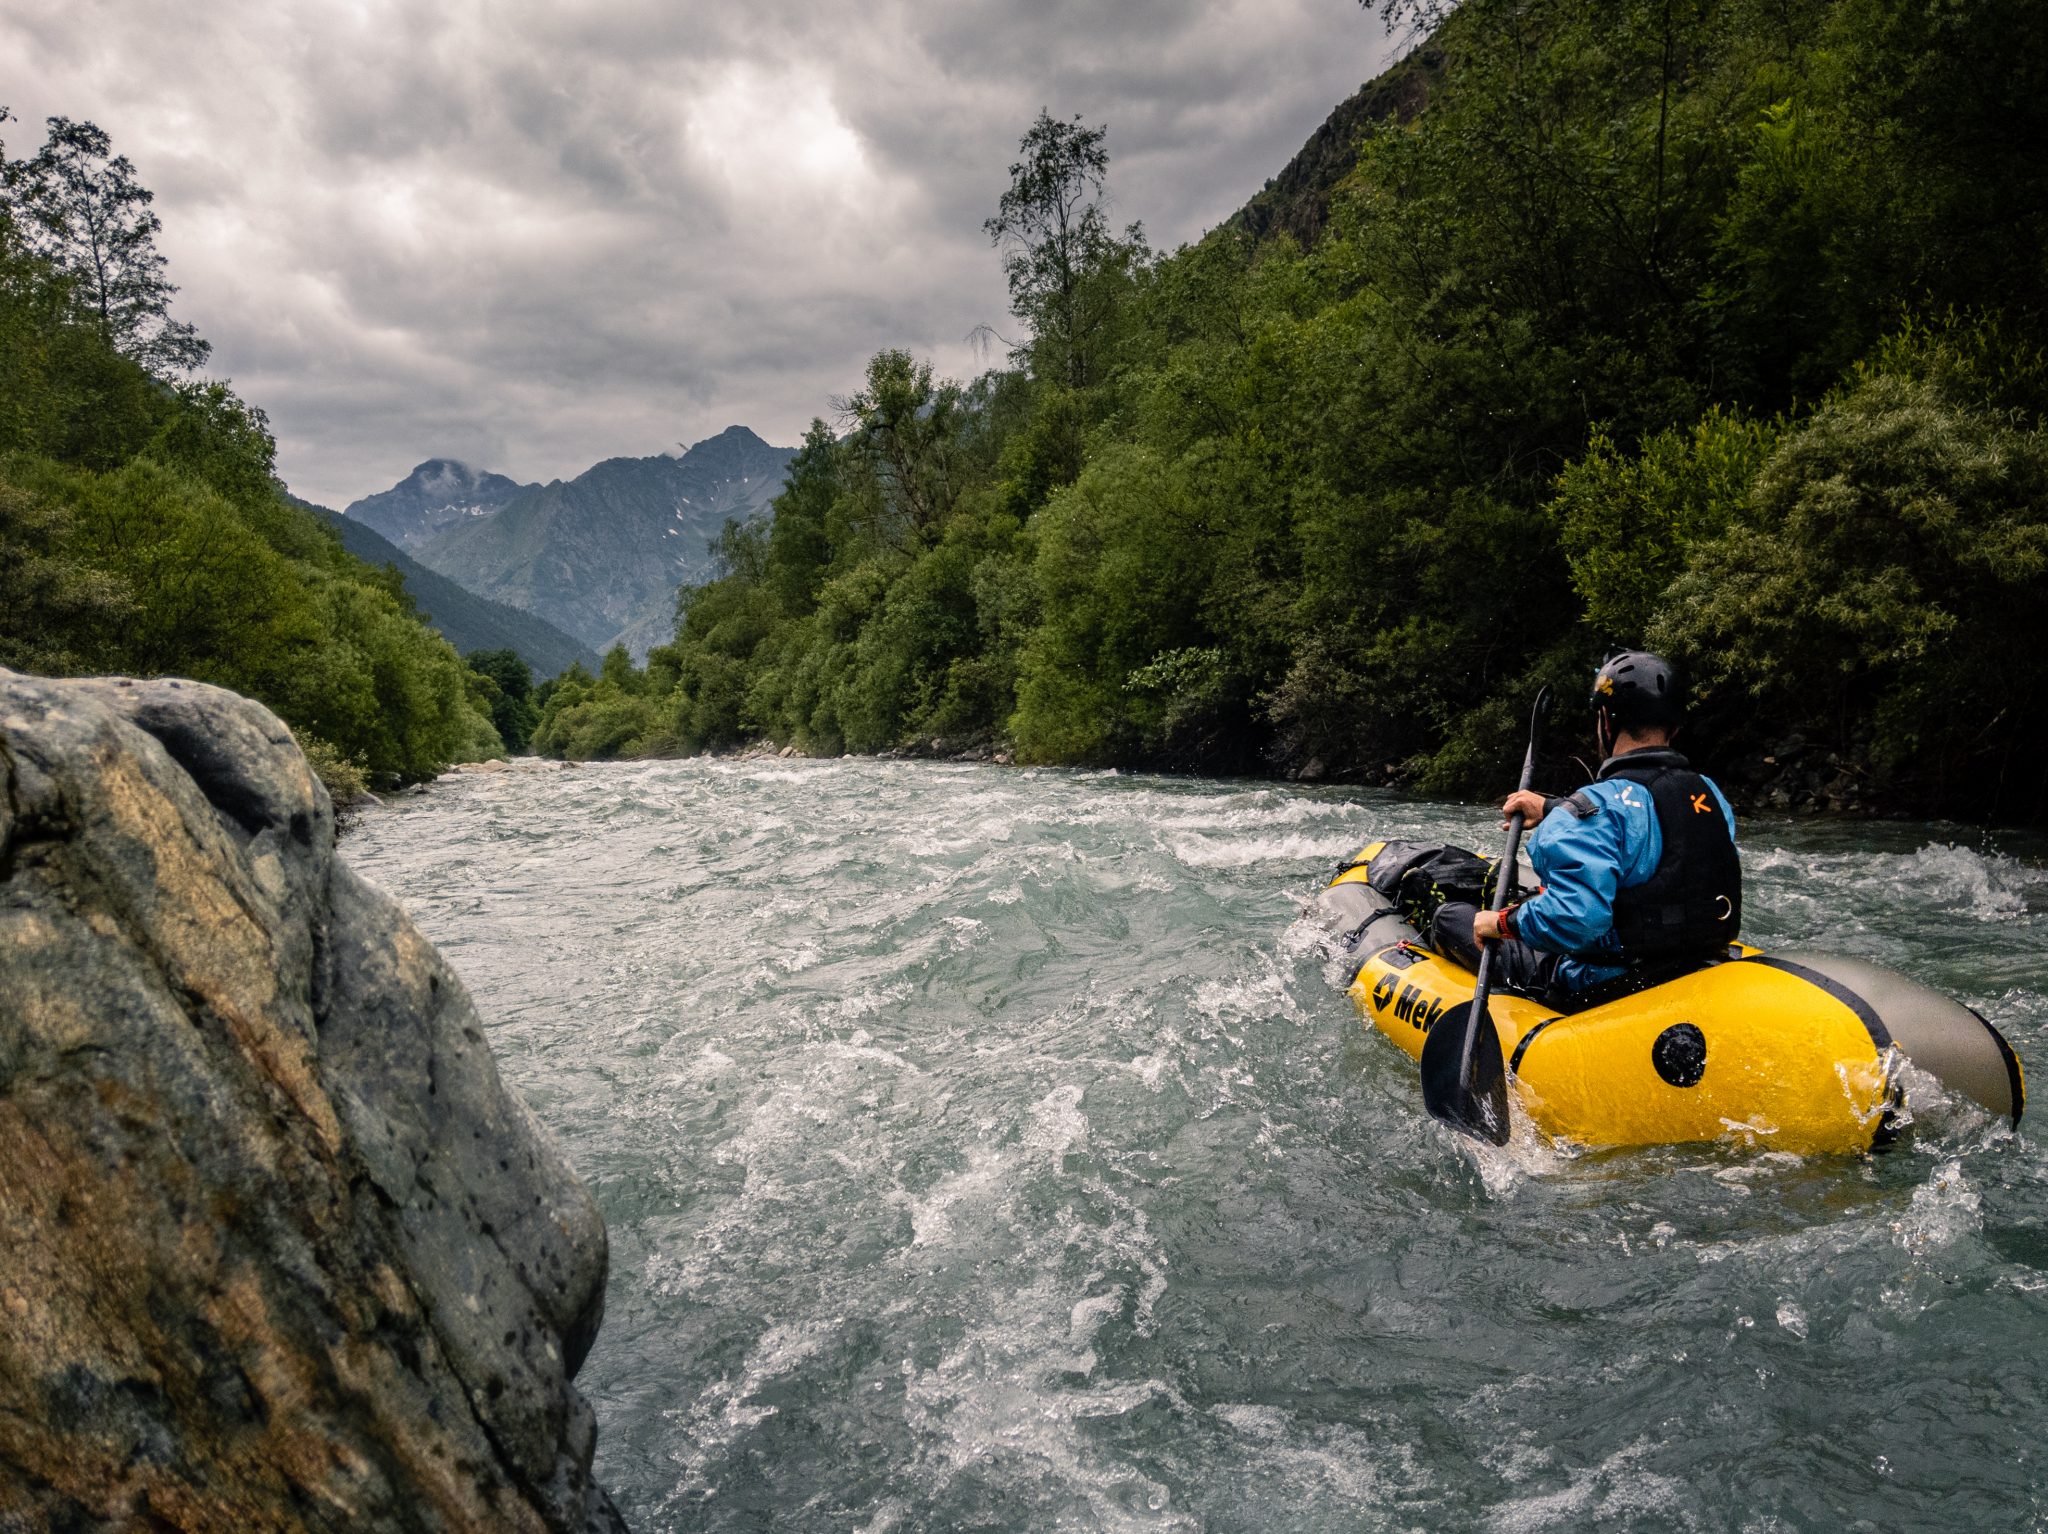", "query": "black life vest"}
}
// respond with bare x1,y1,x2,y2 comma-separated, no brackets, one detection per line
1599,748,1741,963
